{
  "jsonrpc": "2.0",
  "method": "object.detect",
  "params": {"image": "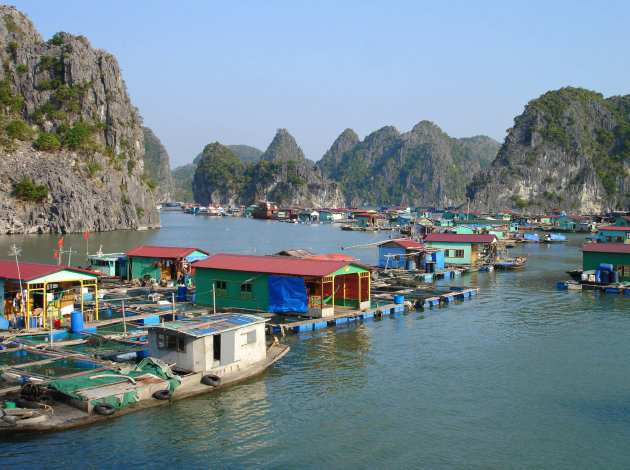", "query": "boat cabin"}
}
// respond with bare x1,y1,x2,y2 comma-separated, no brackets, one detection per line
147,314,268,374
